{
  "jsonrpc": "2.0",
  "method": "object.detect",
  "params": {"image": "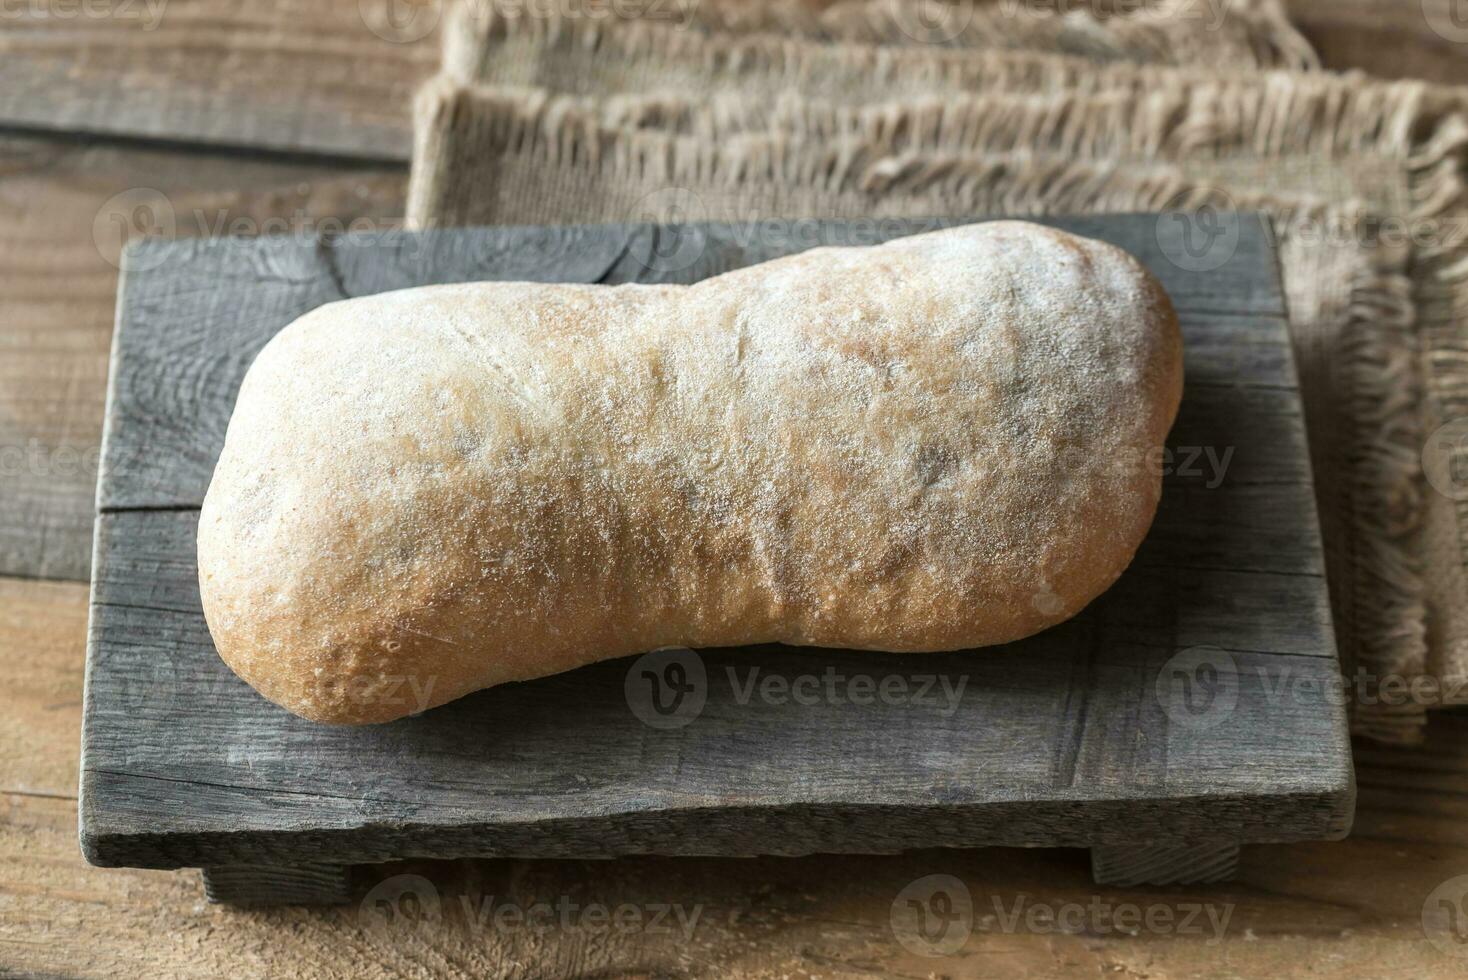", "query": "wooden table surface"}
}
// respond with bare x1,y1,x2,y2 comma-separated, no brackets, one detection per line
2,2,1467,977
